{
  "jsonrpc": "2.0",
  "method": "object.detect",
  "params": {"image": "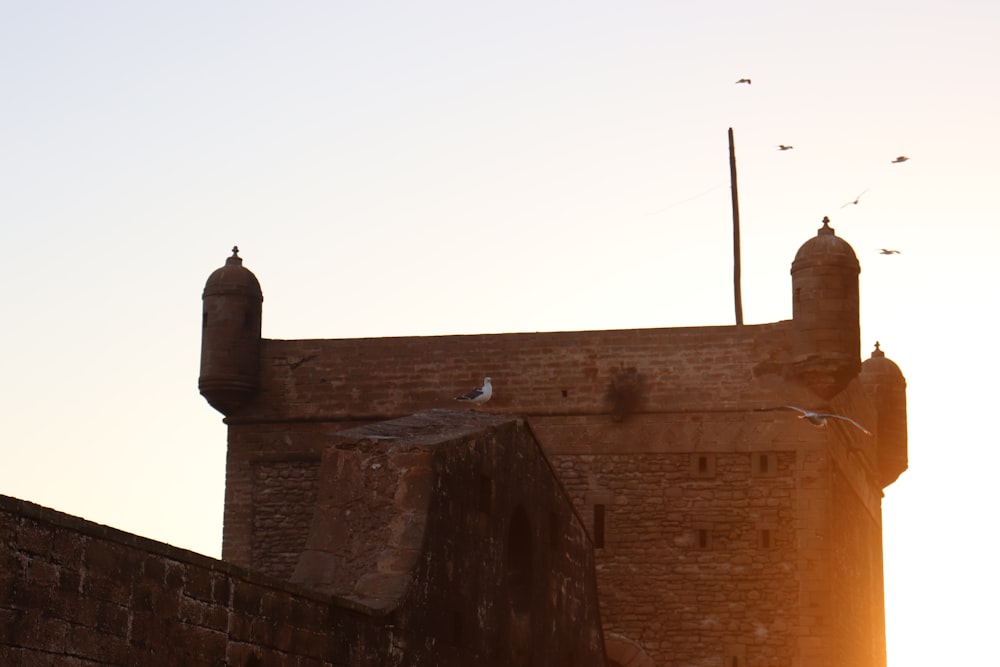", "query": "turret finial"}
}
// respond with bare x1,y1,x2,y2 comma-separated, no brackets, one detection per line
225,245,243,266
872,341,885,358
819,216,834,235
